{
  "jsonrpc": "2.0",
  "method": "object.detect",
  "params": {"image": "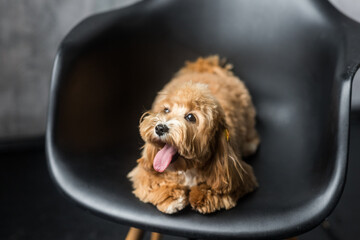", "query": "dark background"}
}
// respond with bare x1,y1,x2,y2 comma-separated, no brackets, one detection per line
0,0,359,239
